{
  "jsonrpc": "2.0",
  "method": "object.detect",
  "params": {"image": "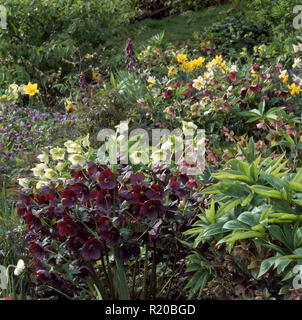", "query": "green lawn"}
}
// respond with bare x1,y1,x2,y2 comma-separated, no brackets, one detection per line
103,3,236,69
